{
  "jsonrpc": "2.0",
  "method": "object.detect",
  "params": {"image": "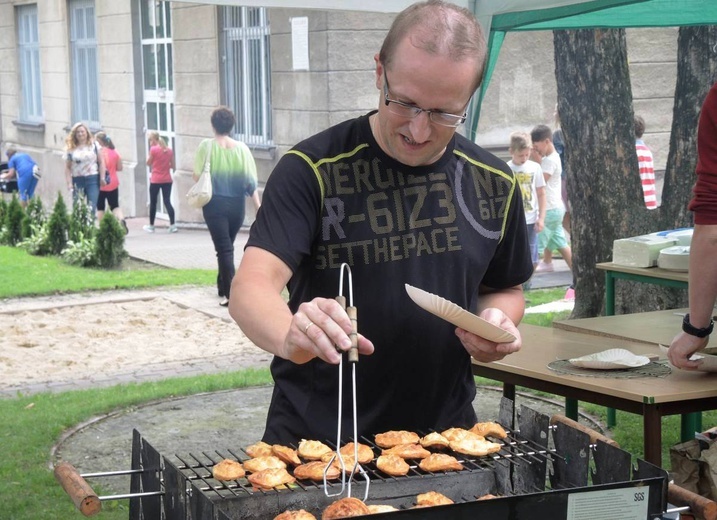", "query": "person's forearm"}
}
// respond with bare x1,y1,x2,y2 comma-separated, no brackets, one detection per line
688,224,717,327
65,165,72,188
476,286,526,325
229,251,293,358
